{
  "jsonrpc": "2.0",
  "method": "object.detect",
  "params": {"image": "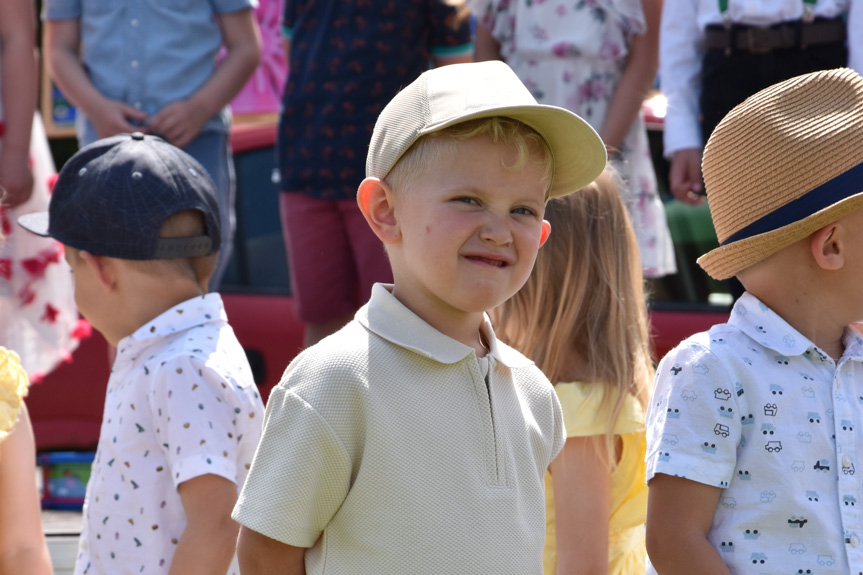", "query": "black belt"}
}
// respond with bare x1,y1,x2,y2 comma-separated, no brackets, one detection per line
705,18,846,54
